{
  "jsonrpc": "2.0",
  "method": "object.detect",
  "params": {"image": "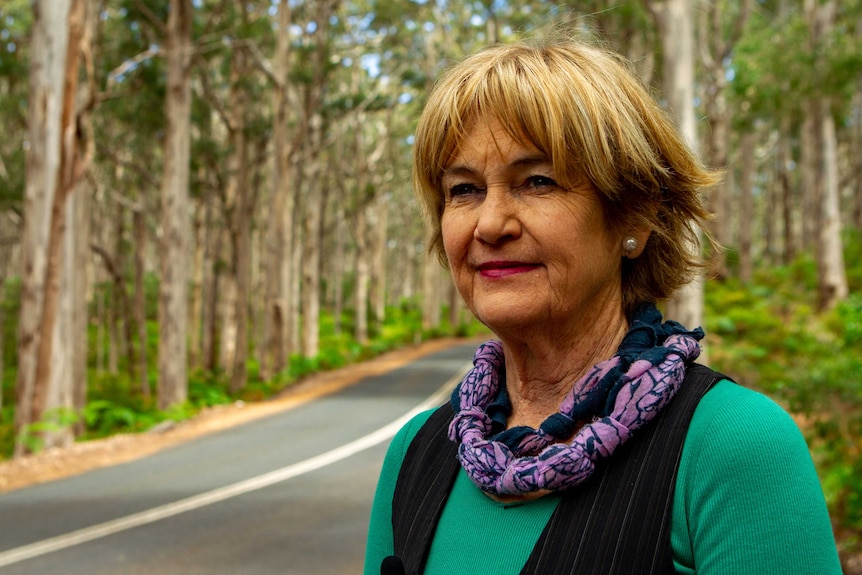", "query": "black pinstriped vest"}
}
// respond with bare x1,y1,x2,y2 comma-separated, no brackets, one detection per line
388,363,725,575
